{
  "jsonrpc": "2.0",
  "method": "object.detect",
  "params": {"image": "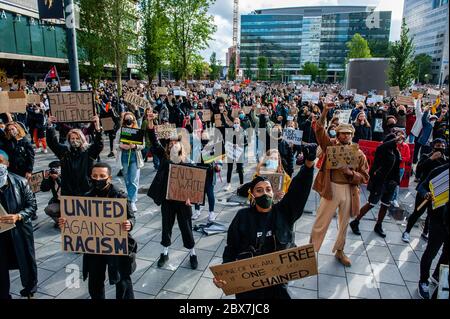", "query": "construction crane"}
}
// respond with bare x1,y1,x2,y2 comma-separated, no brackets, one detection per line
232,0,239,78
